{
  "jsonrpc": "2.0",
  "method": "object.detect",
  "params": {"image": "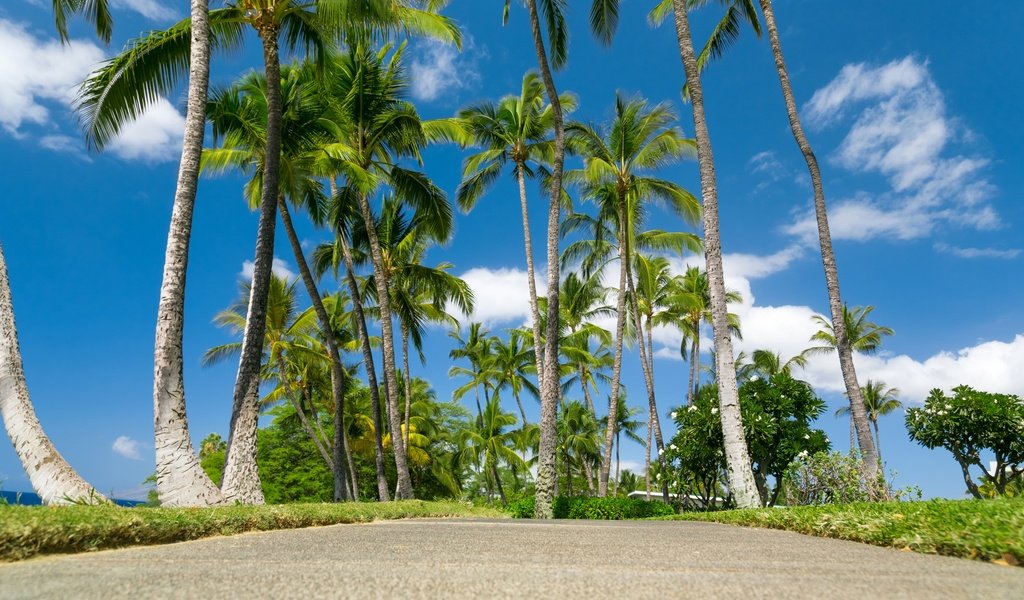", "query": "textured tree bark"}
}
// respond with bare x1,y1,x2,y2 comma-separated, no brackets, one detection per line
1,244,105,505
276,356,335,474
513,388,527,427
278,198,350,500
151,0,224,507
353,191,414,499
670,0,761,508
523,0,564,520
331,179,389,501
222,30,286,505
577,362,595,416
515,165,545,391
399,315,412,453
757,0,878,479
